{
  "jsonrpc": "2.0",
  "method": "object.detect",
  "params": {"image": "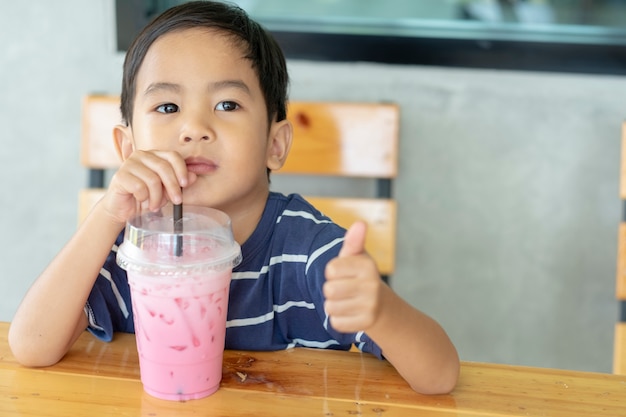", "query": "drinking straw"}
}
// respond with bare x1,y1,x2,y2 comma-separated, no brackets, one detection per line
173,203,183,256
